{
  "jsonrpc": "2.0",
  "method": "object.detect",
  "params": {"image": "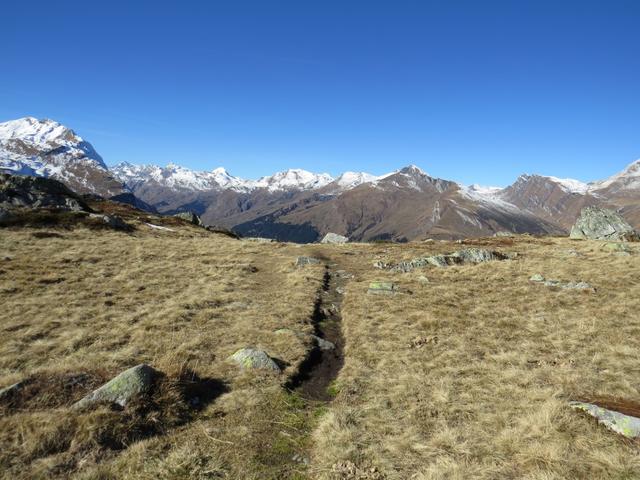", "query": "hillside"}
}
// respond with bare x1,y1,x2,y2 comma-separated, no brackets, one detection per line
2,205,640,478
